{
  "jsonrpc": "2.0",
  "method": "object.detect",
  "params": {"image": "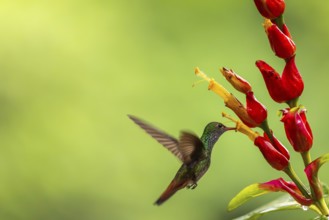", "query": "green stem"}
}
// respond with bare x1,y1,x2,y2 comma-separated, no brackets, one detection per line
302,168,329,216
316,198,329,216
301,151,312,167
272,15,285,30
284,164,311,199
286,97,299,108
259,119,273,142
